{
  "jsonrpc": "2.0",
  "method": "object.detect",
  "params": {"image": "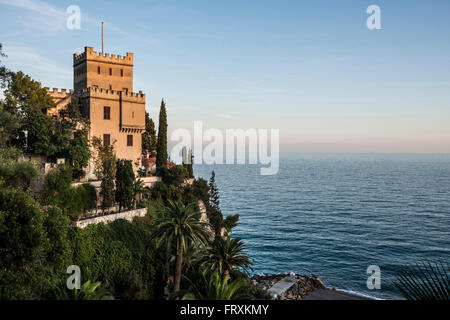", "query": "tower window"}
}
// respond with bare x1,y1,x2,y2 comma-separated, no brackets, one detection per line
132,111,134,118
103,134,110,146
97,66,101,74
127,135,133,147
109,68,112,76
120,69,123,77
104,106,110,120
